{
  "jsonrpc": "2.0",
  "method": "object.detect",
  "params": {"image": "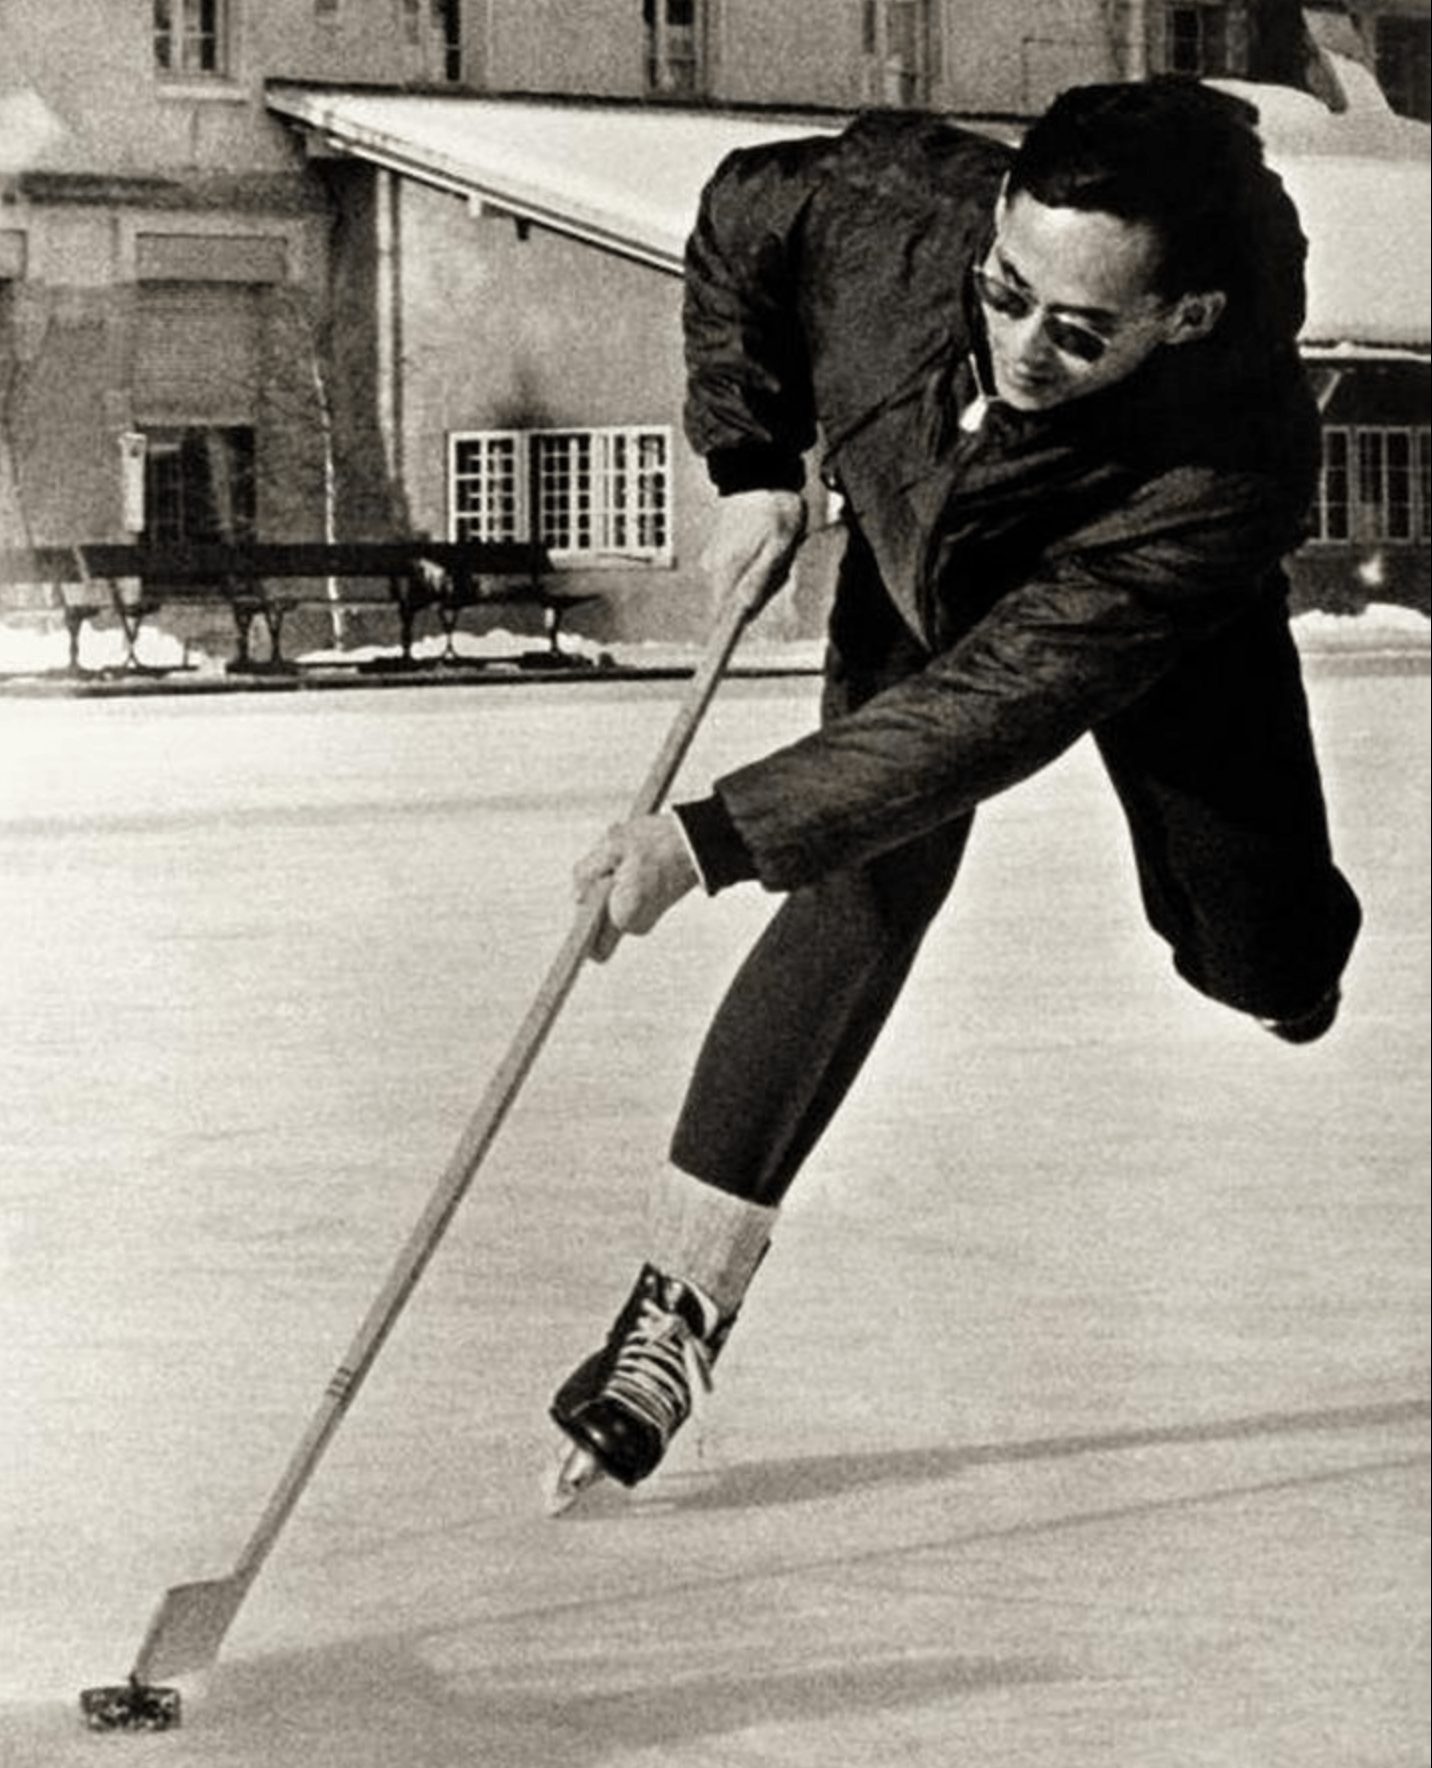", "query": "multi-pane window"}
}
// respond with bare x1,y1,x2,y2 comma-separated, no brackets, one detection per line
1314,425,1431,545
1163,3,1229,76
141,427,256,544
452,432,524,543
863,0,935,104
153,0,226,76
450,428,673,562
1317,428,1351,542
643,0,703,96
